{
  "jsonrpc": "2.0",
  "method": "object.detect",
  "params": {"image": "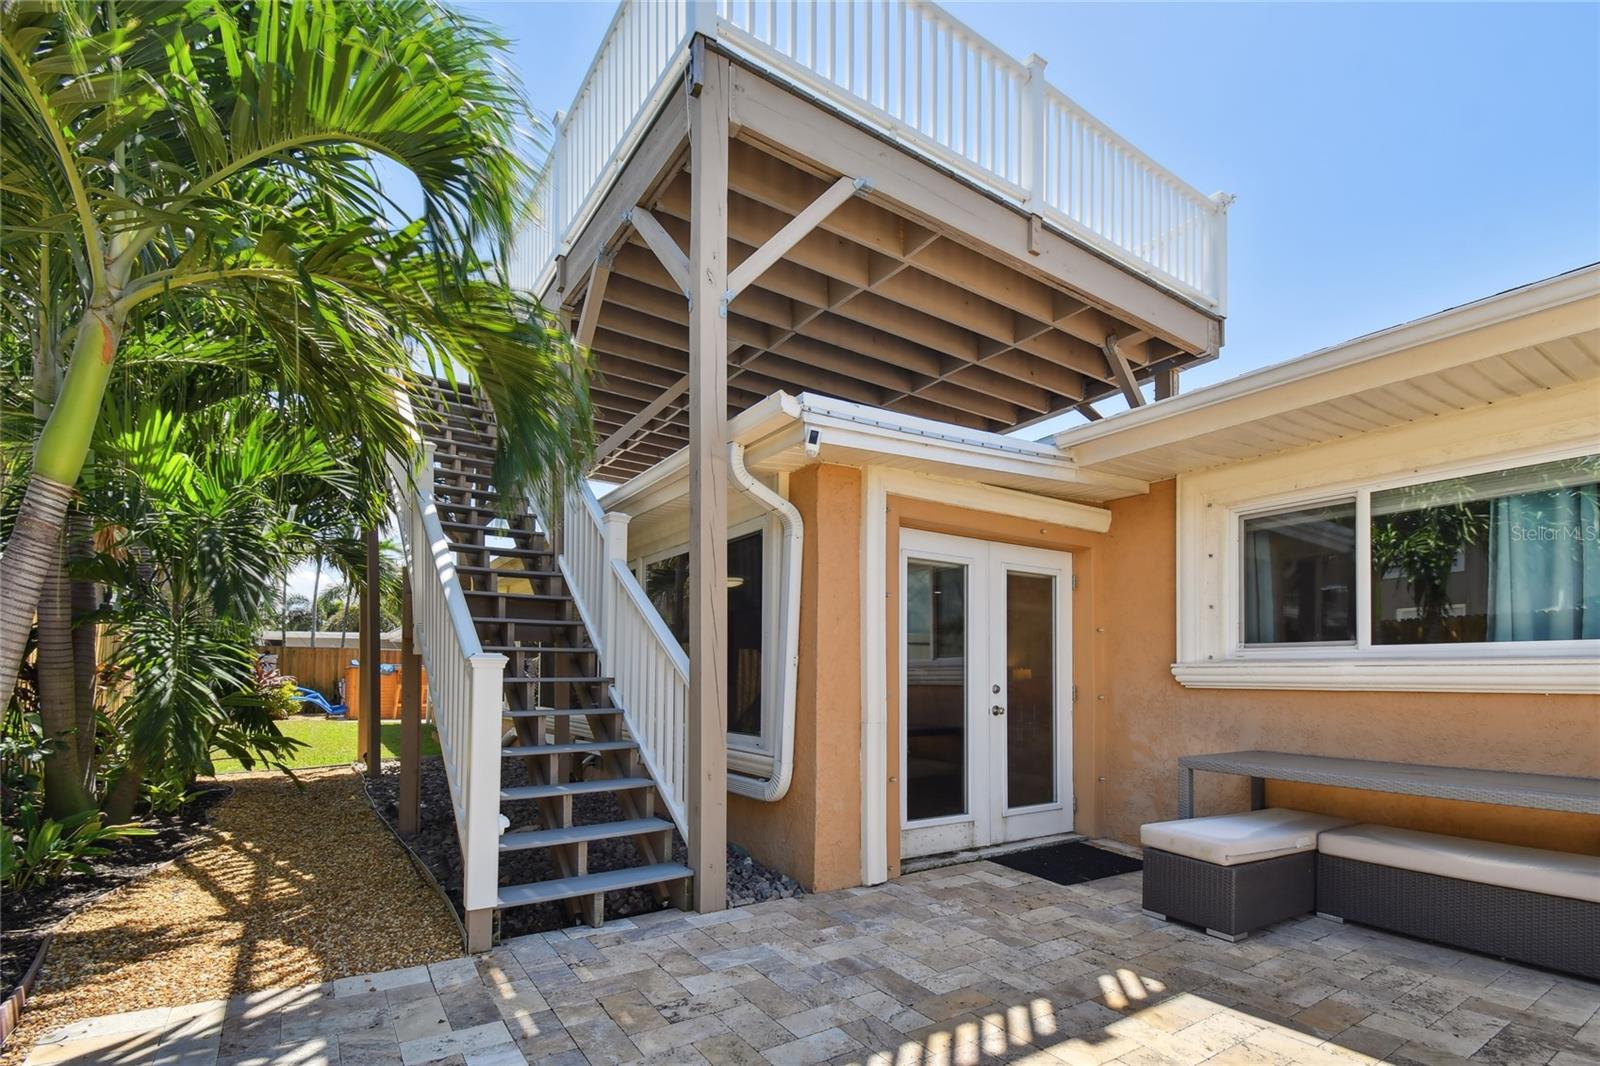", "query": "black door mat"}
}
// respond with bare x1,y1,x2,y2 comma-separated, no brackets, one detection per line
990,841,1142,886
